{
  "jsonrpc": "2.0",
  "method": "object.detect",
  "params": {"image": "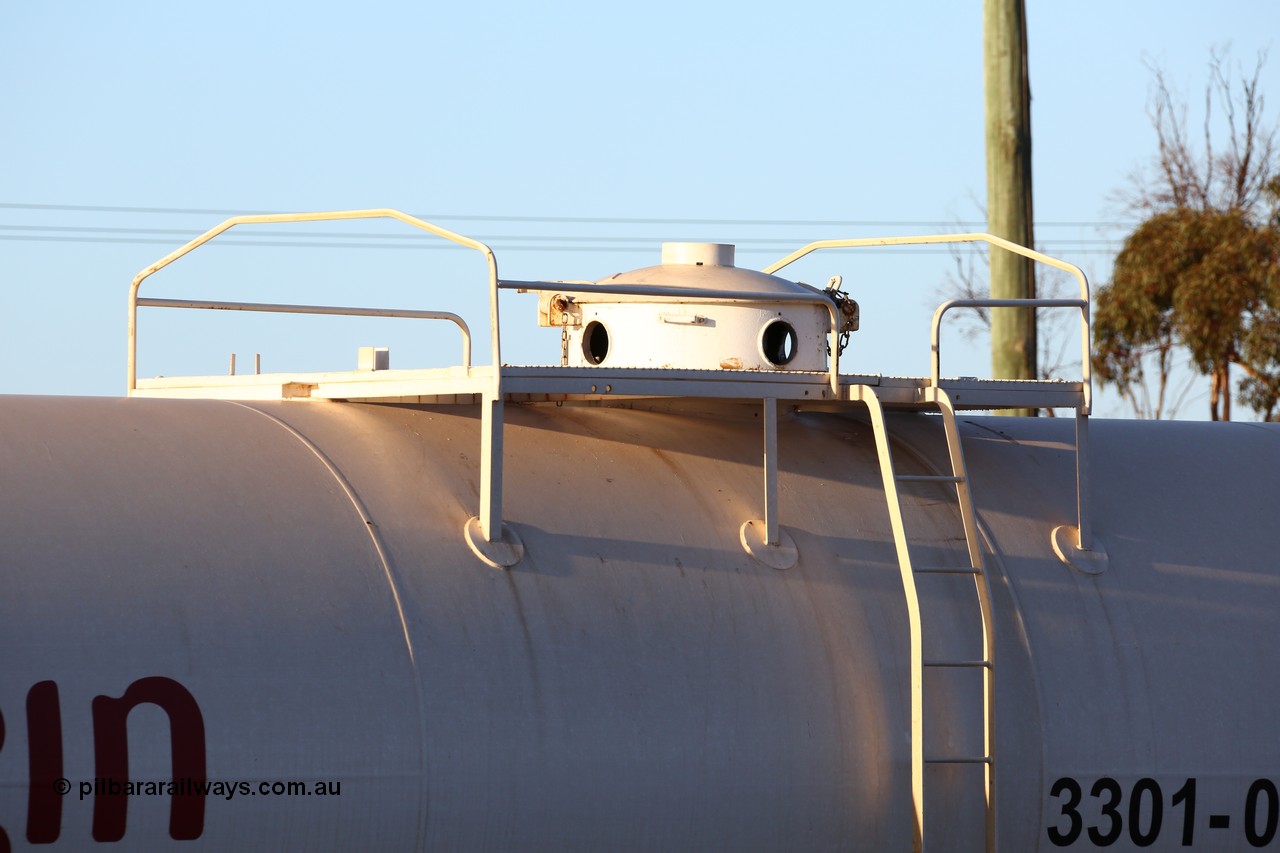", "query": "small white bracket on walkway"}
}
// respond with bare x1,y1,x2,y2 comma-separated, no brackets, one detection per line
741,398,797,570
740,520,797,570
1051,411,1107,574
1051,526,1108,575
465,393,524,568
464,516,524,569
